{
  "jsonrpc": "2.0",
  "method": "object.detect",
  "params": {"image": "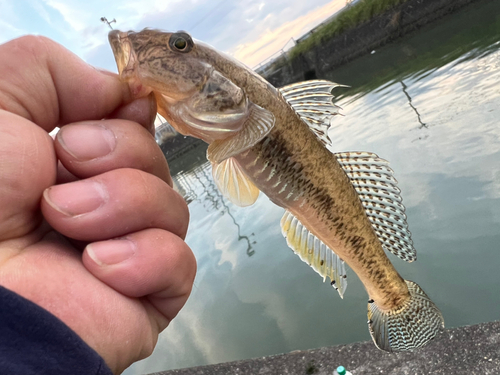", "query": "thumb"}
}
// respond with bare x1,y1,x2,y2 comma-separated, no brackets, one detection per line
0,111,56,241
